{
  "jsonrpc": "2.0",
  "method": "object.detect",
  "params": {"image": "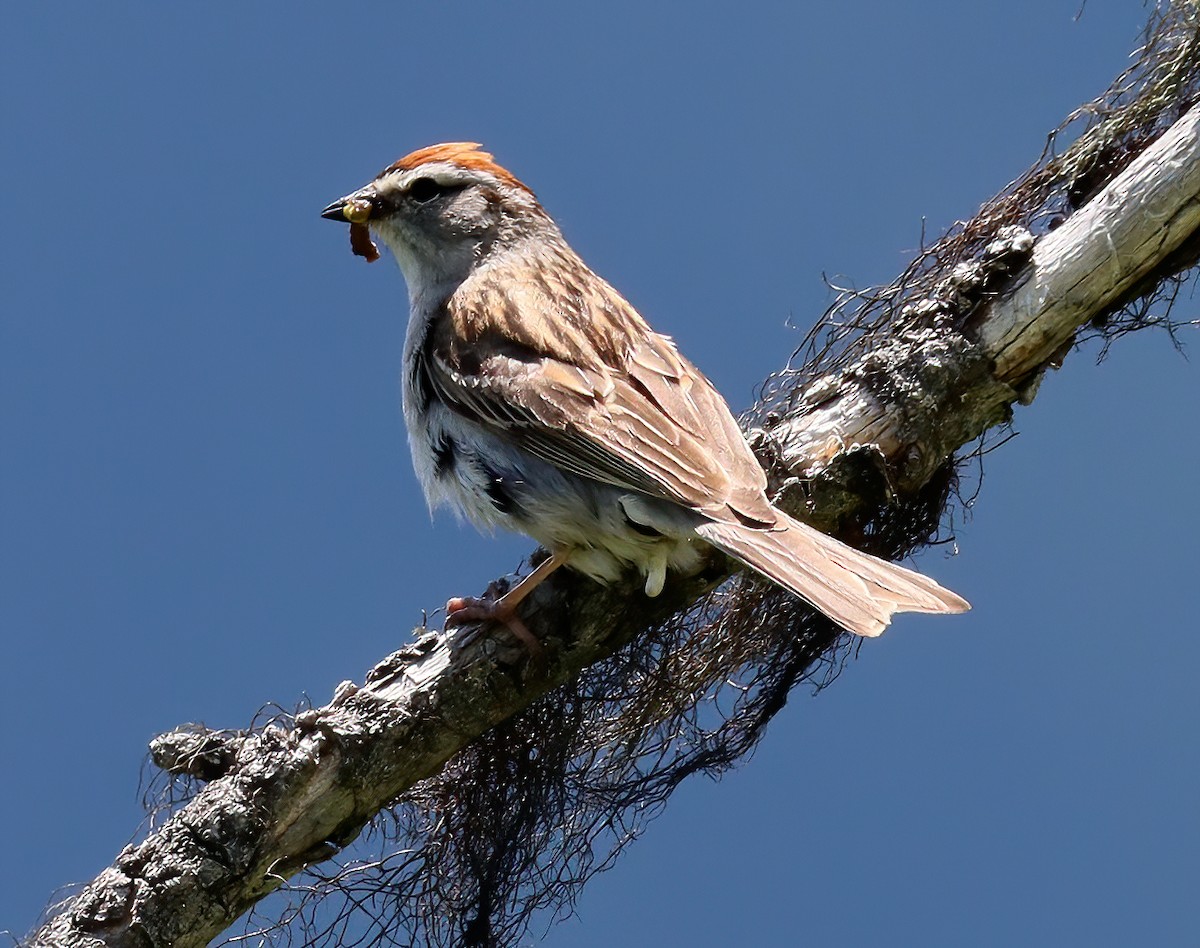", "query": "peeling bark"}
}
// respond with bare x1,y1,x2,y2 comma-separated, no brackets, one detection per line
774,105,1200,515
